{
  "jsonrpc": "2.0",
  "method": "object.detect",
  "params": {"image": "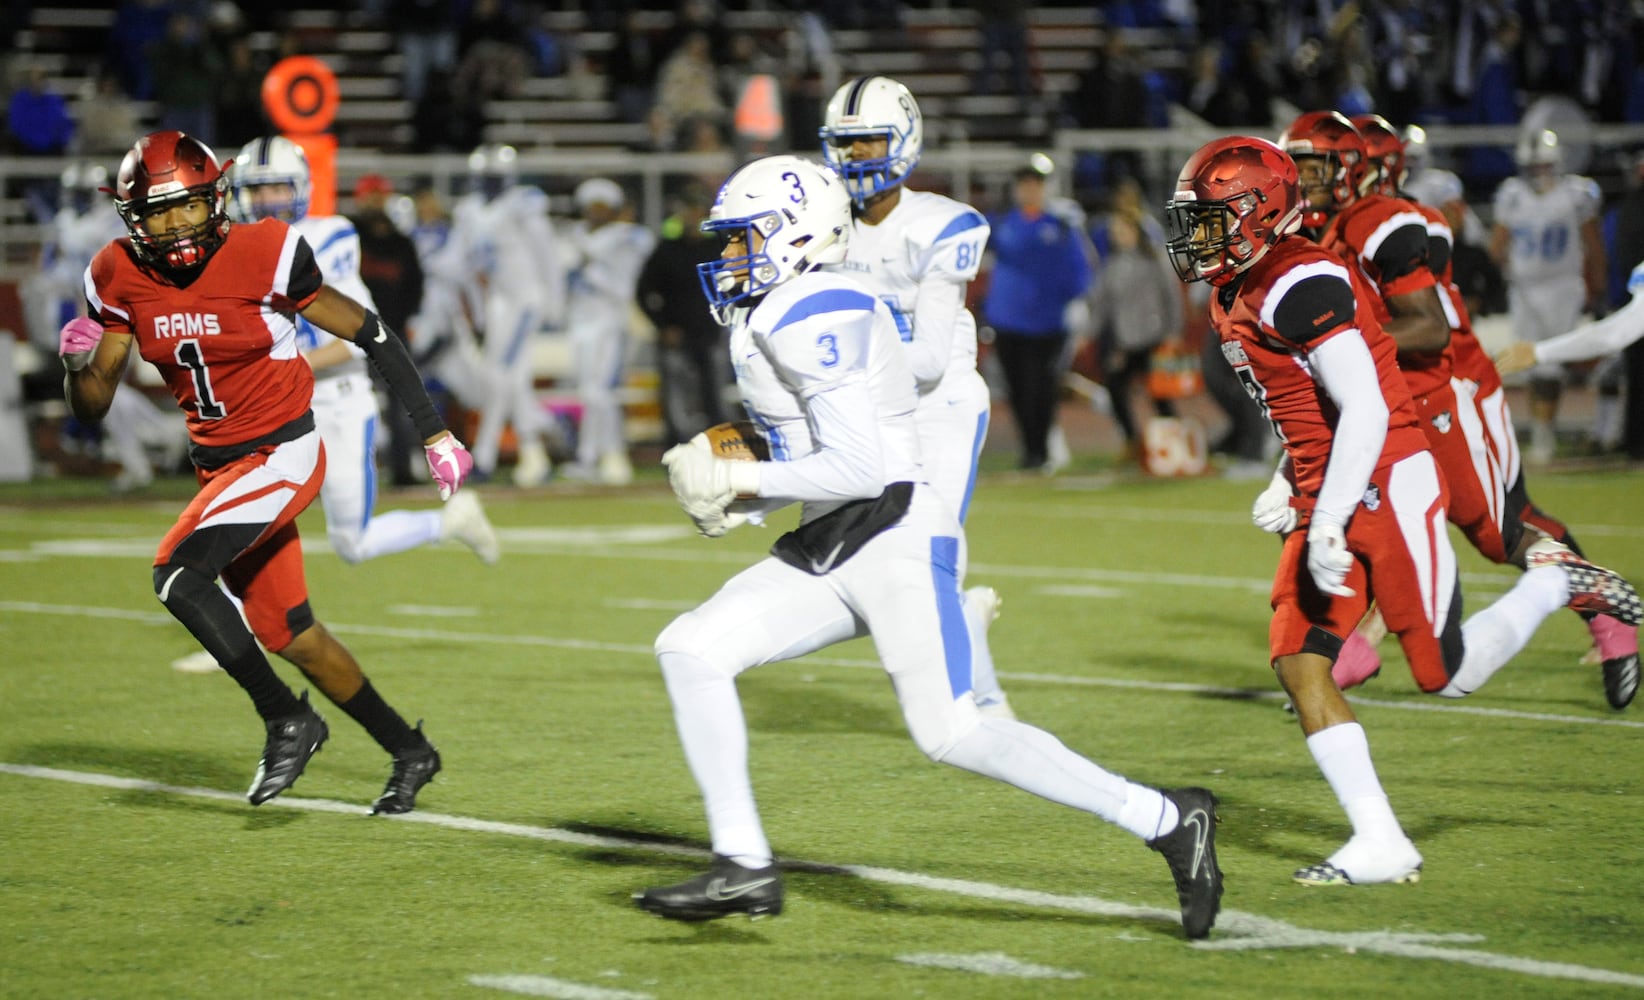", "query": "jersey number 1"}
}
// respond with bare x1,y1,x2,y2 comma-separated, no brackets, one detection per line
175,339,226,420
